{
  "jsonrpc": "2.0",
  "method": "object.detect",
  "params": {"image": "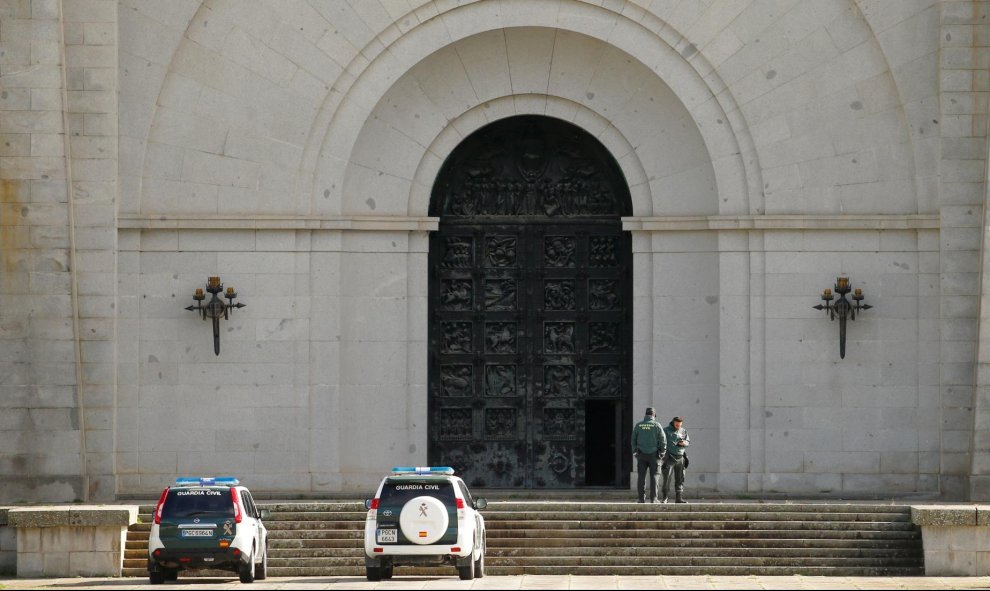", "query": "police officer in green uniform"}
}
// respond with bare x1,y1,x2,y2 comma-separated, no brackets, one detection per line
661,416,690,503
630,407,666,503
